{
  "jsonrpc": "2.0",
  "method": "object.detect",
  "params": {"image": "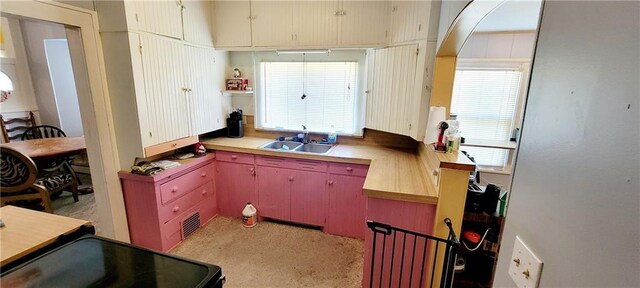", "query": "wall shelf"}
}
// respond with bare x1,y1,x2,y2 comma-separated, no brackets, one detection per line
461,139,517,150
223,90,254,95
